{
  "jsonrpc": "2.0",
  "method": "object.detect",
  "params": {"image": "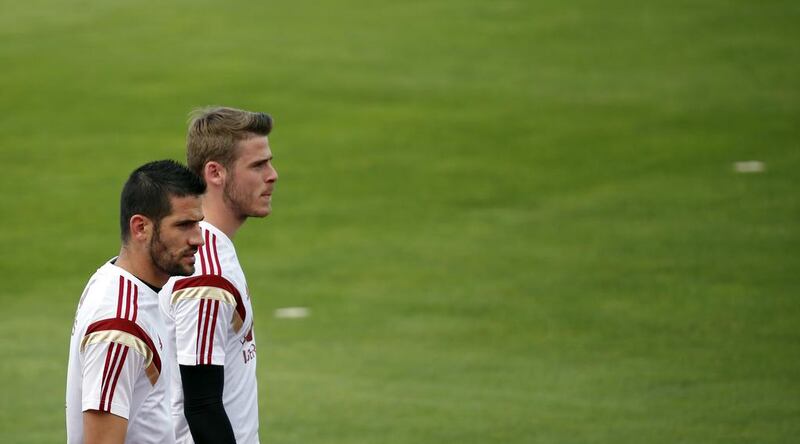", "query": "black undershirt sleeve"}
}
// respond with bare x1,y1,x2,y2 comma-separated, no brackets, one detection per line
179,364,237,444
